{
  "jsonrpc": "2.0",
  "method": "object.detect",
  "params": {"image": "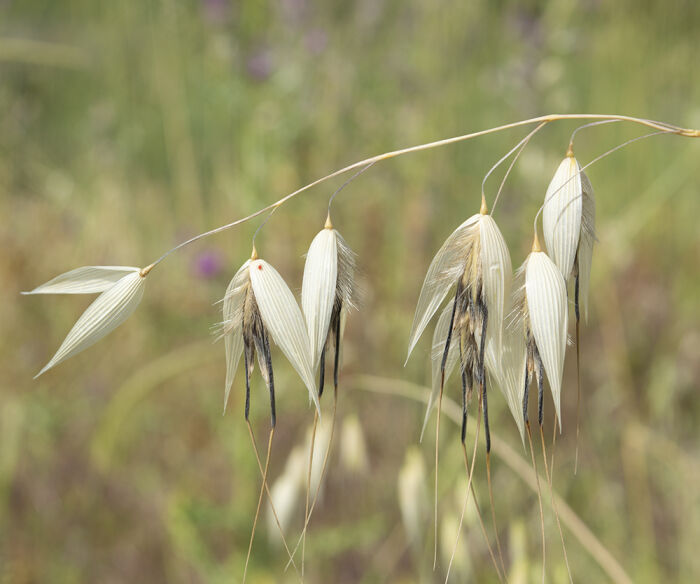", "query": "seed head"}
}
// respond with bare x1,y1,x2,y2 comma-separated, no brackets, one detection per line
301,218,356,371
398,448,428,549
340,414,369,474
406,210,511,363
221,255,319,418
23,266,147,377
406,206,512,439
542,153,596,321
510,247,568,426
301,217,356,398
